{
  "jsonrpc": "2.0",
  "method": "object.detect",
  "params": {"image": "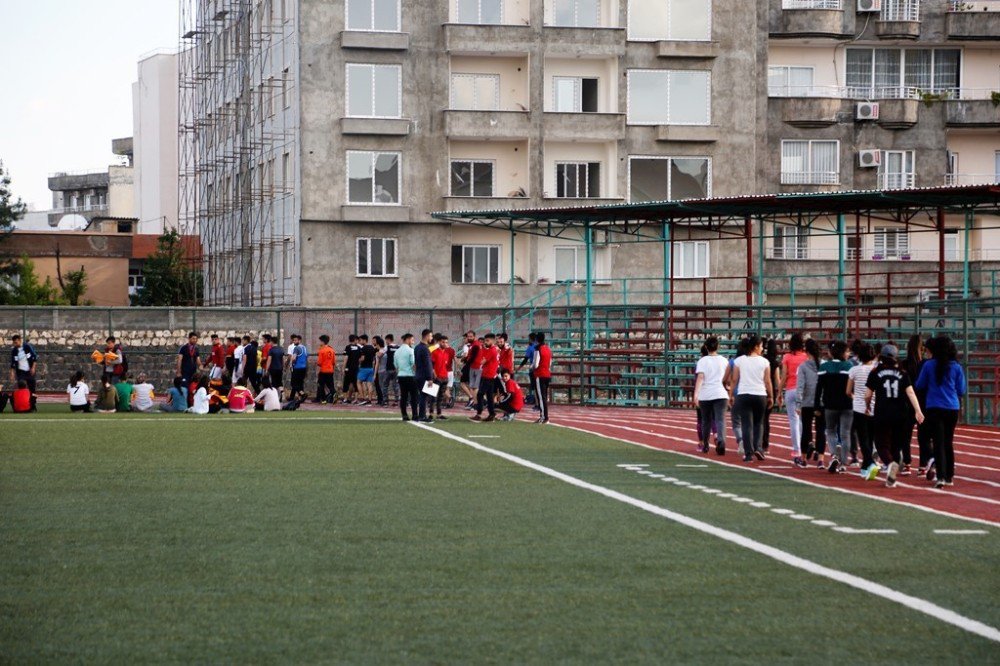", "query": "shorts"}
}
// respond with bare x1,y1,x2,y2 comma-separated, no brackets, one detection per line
343,369,358,391
469,368,482,390
460,365,471,384
447,371,455,387
209,366,223,380
358,368,375,383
